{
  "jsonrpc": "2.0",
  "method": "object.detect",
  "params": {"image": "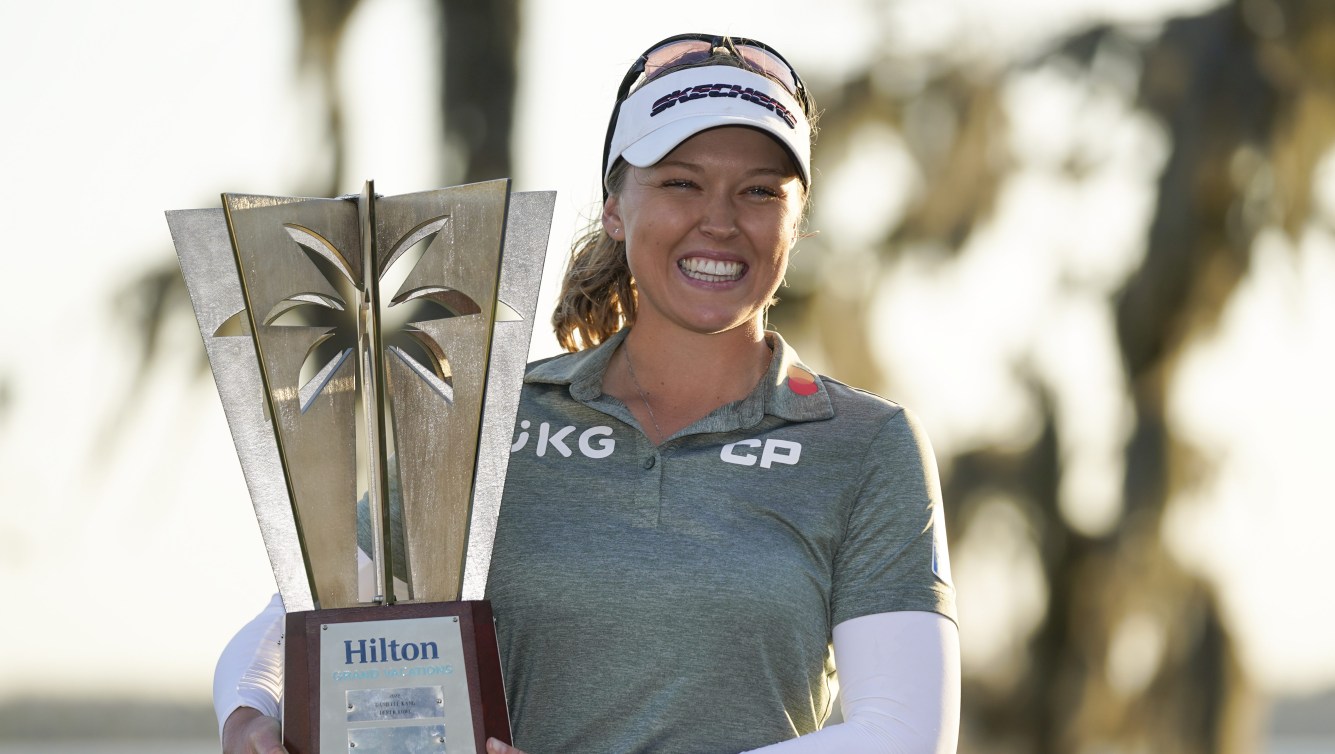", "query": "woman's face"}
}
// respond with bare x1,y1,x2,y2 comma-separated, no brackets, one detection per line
603,126,805,341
